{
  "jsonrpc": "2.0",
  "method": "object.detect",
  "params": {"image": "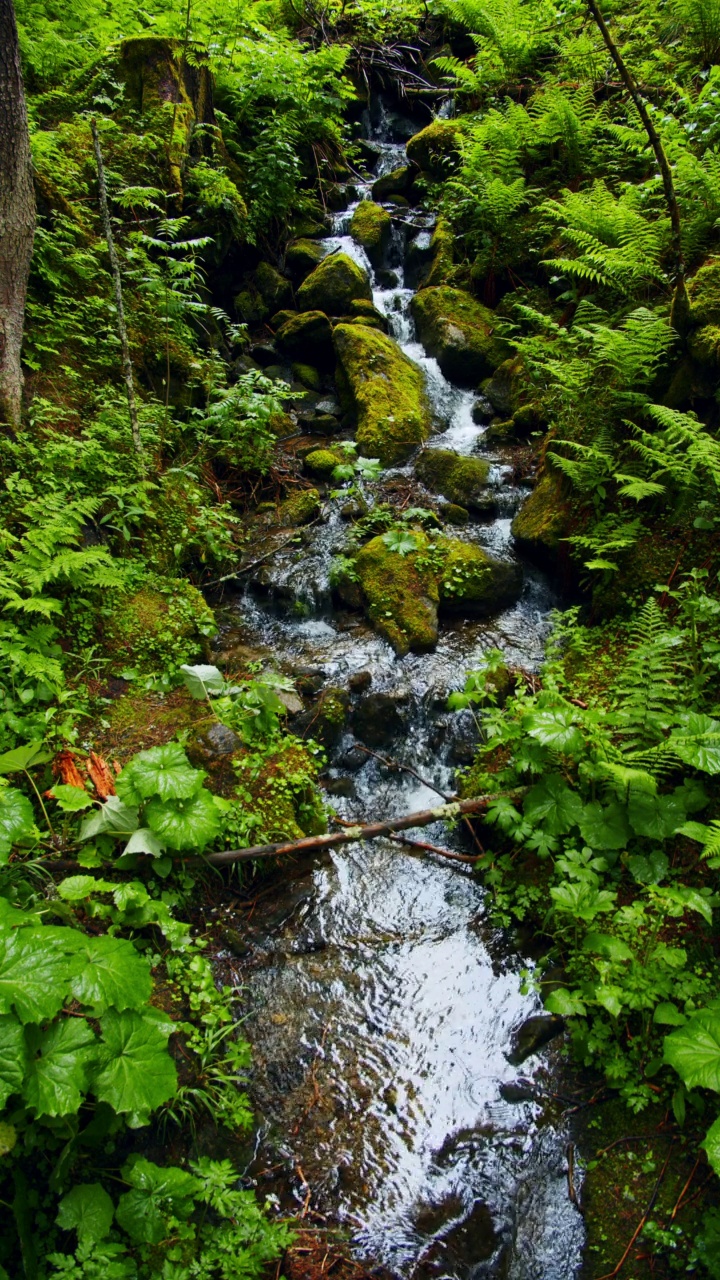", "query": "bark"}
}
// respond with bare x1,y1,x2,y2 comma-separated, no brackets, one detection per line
91,119,143,457
204,792,519,867
585,0,689,327
0,0,35,430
